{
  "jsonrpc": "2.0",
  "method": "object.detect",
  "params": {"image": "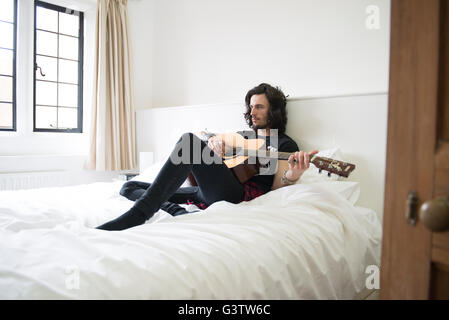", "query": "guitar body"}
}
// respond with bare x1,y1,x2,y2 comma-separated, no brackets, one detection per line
224,155,260,184
223,155,248,168
218,133,265,183
216,133,265,151
189,132,266,184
